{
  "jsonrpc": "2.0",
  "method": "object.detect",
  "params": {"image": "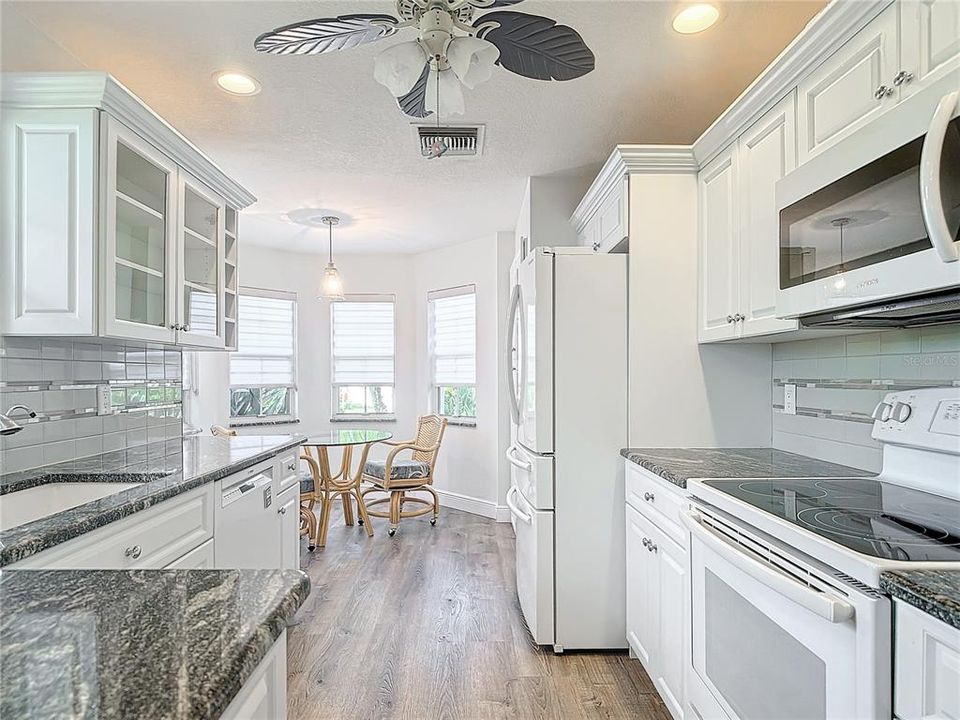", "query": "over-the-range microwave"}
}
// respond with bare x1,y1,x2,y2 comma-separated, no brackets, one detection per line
775,76,960,328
